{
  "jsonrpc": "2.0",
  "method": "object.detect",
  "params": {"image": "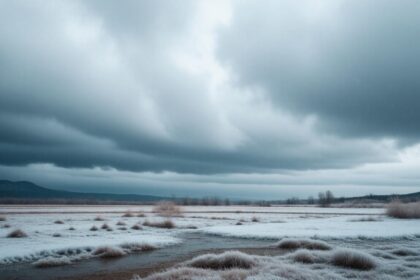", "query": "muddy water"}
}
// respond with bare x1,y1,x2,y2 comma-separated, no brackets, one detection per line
0,232,275,280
